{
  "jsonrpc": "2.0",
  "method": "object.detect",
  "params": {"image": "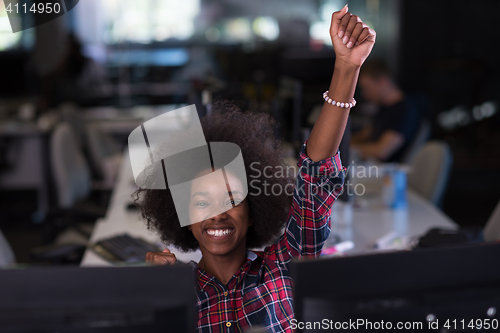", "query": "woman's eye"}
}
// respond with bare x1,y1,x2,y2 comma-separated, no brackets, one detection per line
194,201,209,207
228,199,241,206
